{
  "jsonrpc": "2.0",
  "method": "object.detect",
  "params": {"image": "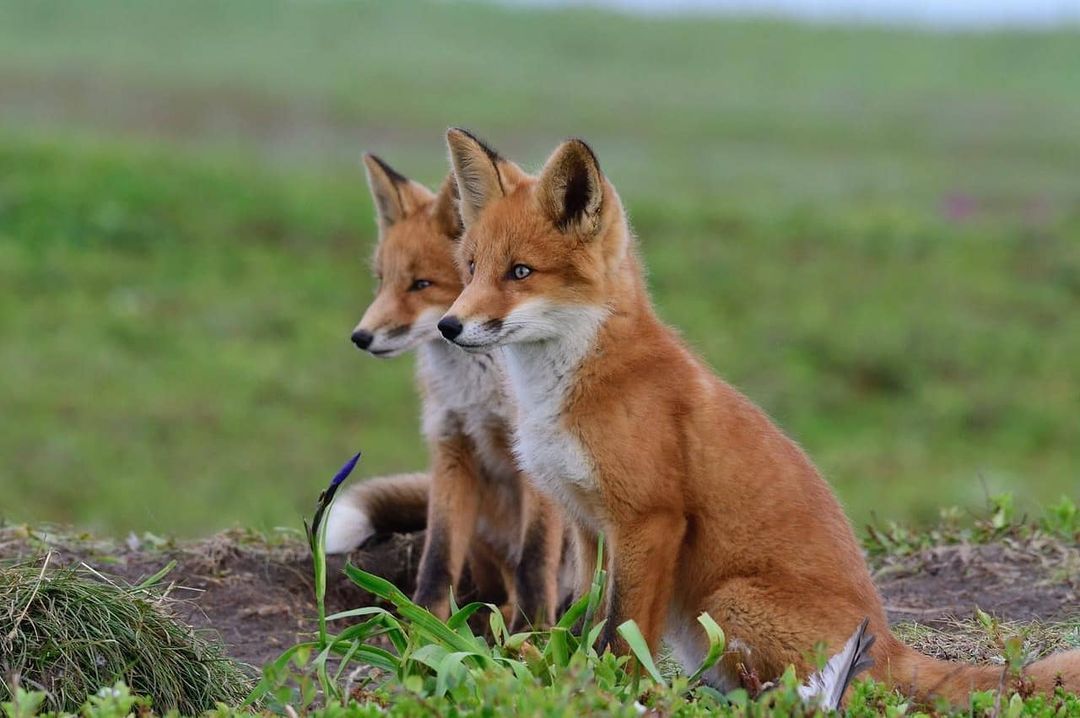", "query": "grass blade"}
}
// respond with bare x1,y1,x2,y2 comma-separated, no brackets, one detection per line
617,620,666,687
133,560,177,590
686,612,726,684
344,564,483,655
434,651,478,697
243,642,316,706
